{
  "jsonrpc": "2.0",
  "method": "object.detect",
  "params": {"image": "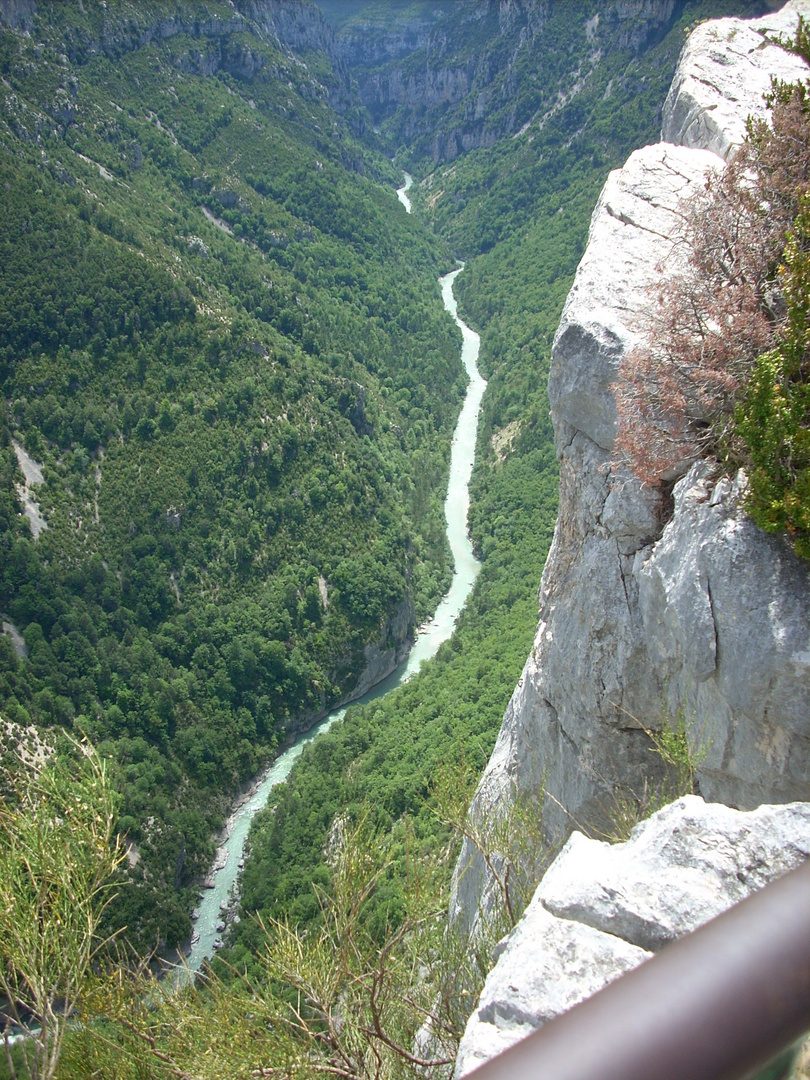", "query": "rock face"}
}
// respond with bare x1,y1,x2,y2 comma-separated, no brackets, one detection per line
637,463,810,809
454,797,810,1077
329,0,685,165
350,595,415,700
237,0,351,104
0,0,37,31
661,6,810,160
451,0,810,933
0,1,354,110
